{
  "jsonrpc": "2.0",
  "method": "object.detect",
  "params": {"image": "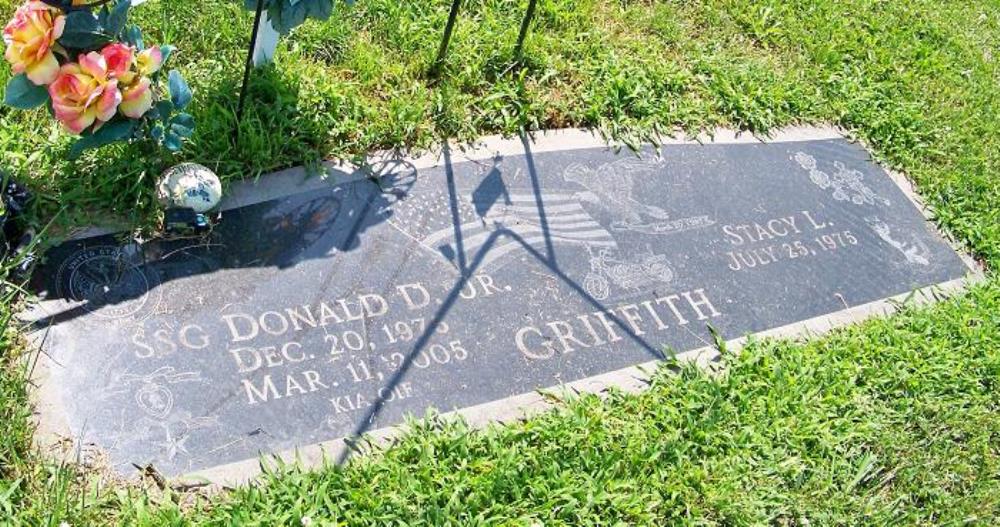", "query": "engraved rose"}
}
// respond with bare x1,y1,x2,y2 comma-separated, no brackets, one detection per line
793,151,817,171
